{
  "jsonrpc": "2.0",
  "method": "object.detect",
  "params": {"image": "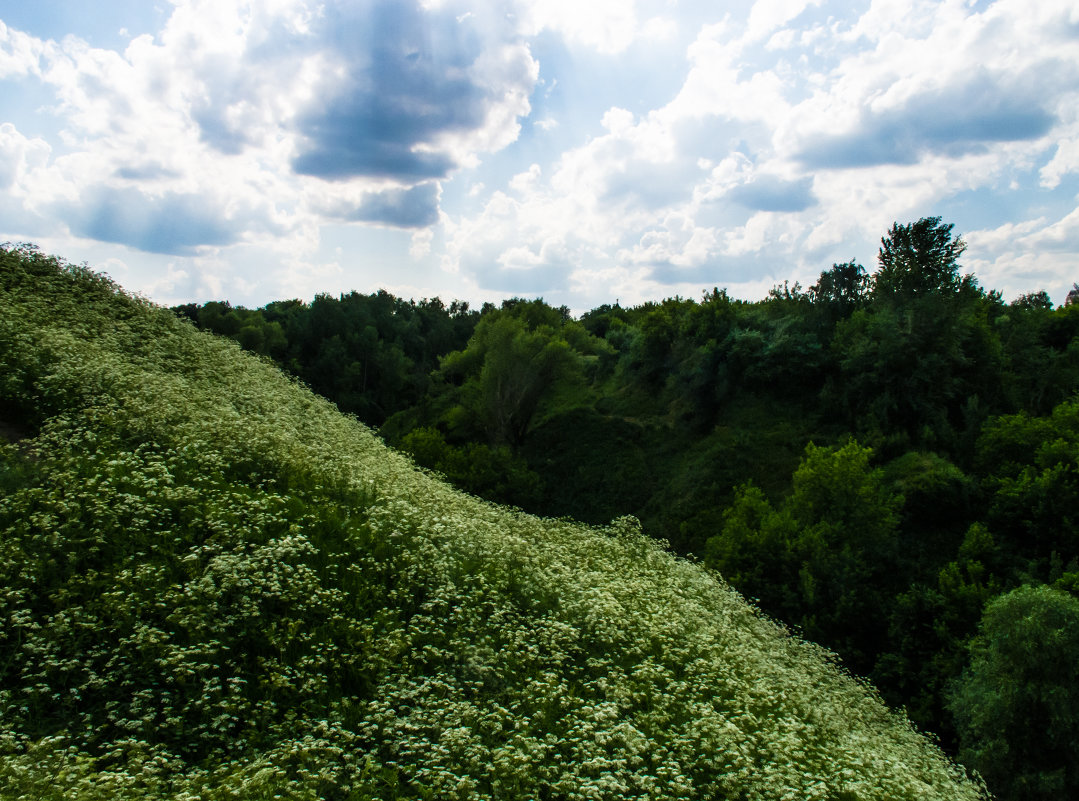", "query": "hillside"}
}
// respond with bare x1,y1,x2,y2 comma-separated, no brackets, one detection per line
0,244,988,800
